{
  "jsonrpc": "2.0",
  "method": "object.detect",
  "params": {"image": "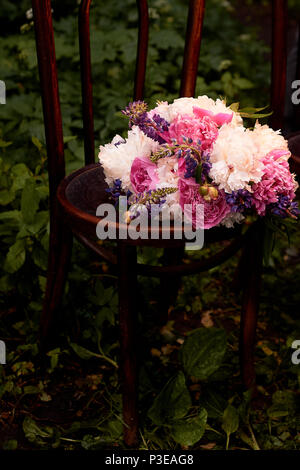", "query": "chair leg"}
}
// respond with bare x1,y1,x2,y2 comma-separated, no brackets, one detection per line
159,244,185,325
40,215,73,348
117,242,139,447
239,223,264,390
